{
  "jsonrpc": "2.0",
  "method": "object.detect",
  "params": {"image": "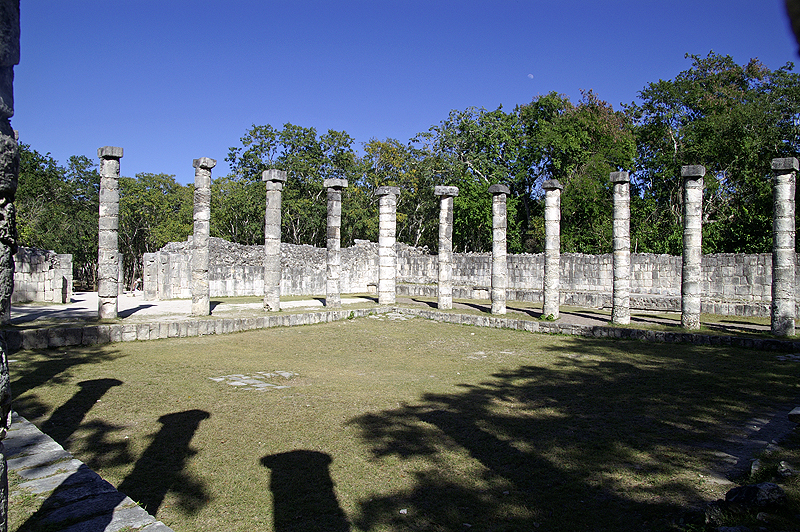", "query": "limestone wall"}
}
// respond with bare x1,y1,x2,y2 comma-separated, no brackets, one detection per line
144,237,377,300
142,236,786,316
13,247,73,303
